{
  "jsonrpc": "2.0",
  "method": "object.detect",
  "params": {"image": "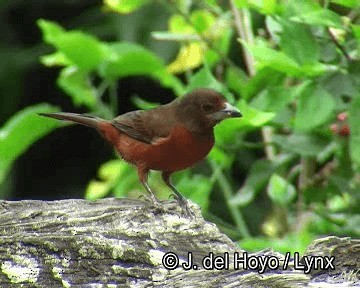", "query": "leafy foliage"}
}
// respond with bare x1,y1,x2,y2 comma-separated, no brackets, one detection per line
1,0,359,252
0,104,60,183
